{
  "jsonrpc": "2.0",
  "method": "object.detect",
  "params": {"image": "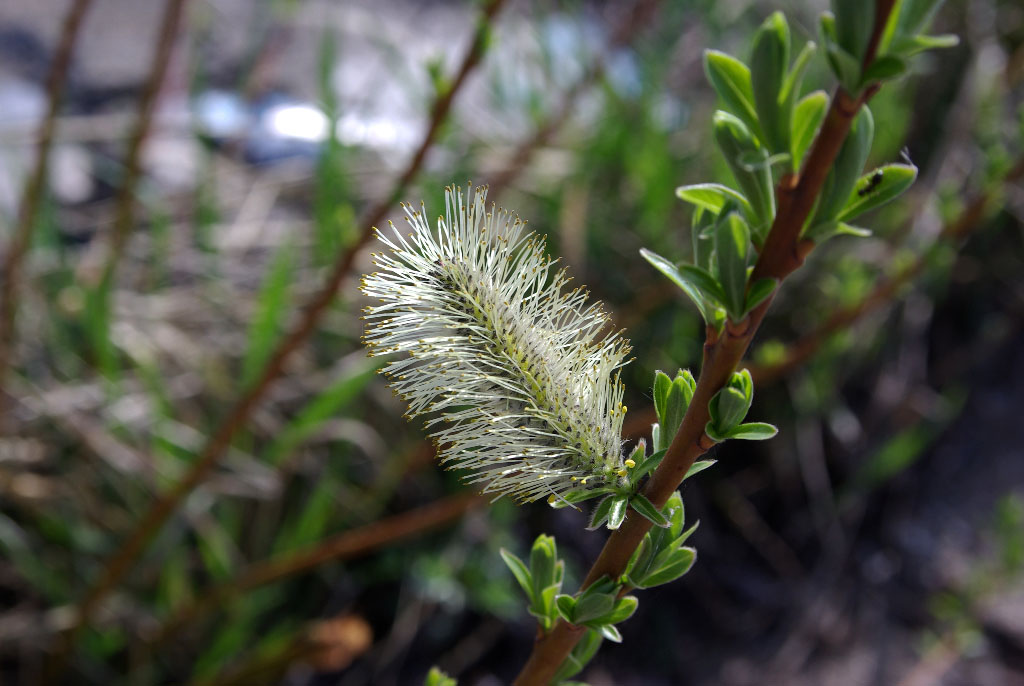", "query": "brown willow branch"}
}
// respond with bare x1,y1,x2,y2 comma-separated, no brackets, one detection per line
750,153,1024,385
88,0,188,291
513,5,898,683
144,492,483,648
56,0,506,665
0,0,94,393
